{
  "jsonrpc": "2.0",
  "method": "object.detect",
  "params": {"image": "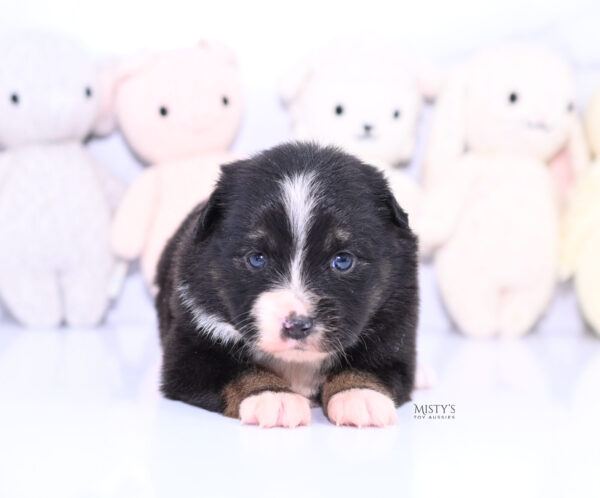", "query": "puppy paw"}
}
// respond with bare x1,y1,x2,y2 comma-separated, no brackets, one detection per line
239,391,311,428
327,388,397,428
